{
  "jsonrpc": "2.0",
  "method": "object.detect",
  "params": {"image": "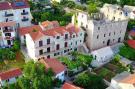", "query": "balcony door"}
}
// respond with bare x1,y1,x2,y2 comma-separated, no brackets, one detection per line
7,40,11,45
